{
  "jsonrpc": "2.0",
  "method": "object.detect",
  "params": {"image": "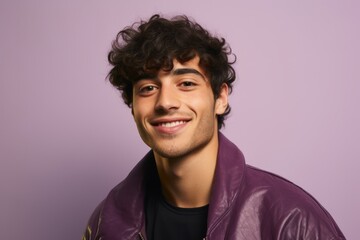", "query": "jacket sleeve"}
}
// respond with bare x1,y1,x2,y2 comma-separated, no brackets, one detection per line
276,207,346,240
82,201,104,240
